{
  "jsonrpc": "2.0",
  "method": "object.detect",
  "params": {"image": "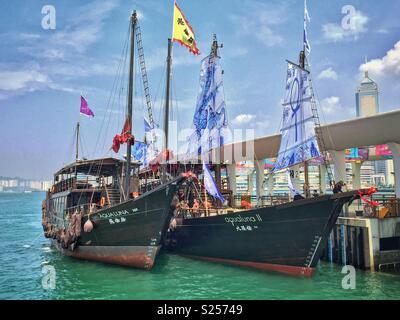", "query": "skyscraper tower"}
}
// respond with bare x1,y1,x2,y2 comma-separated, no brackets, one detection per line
355,70,388,186
356,71,379,117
